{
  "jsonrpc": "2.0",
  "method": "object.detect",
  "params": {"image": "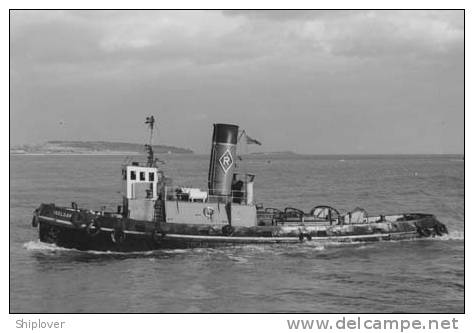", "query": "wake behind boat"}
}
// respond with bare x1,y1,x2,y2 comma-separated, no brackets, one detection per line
32,118,448,251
